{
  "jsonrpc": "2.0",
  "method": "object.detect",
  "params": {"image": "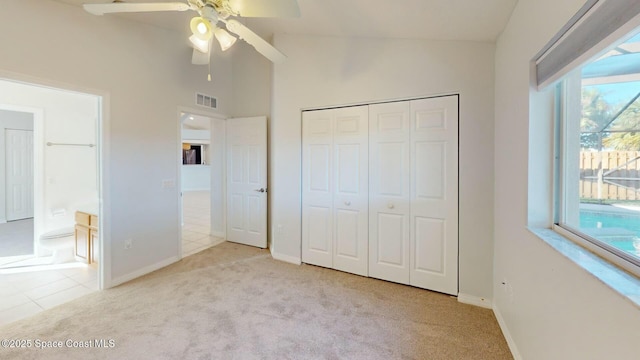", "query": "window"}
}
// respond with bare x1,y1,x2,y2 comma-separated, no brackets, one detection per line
556,28,640,275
